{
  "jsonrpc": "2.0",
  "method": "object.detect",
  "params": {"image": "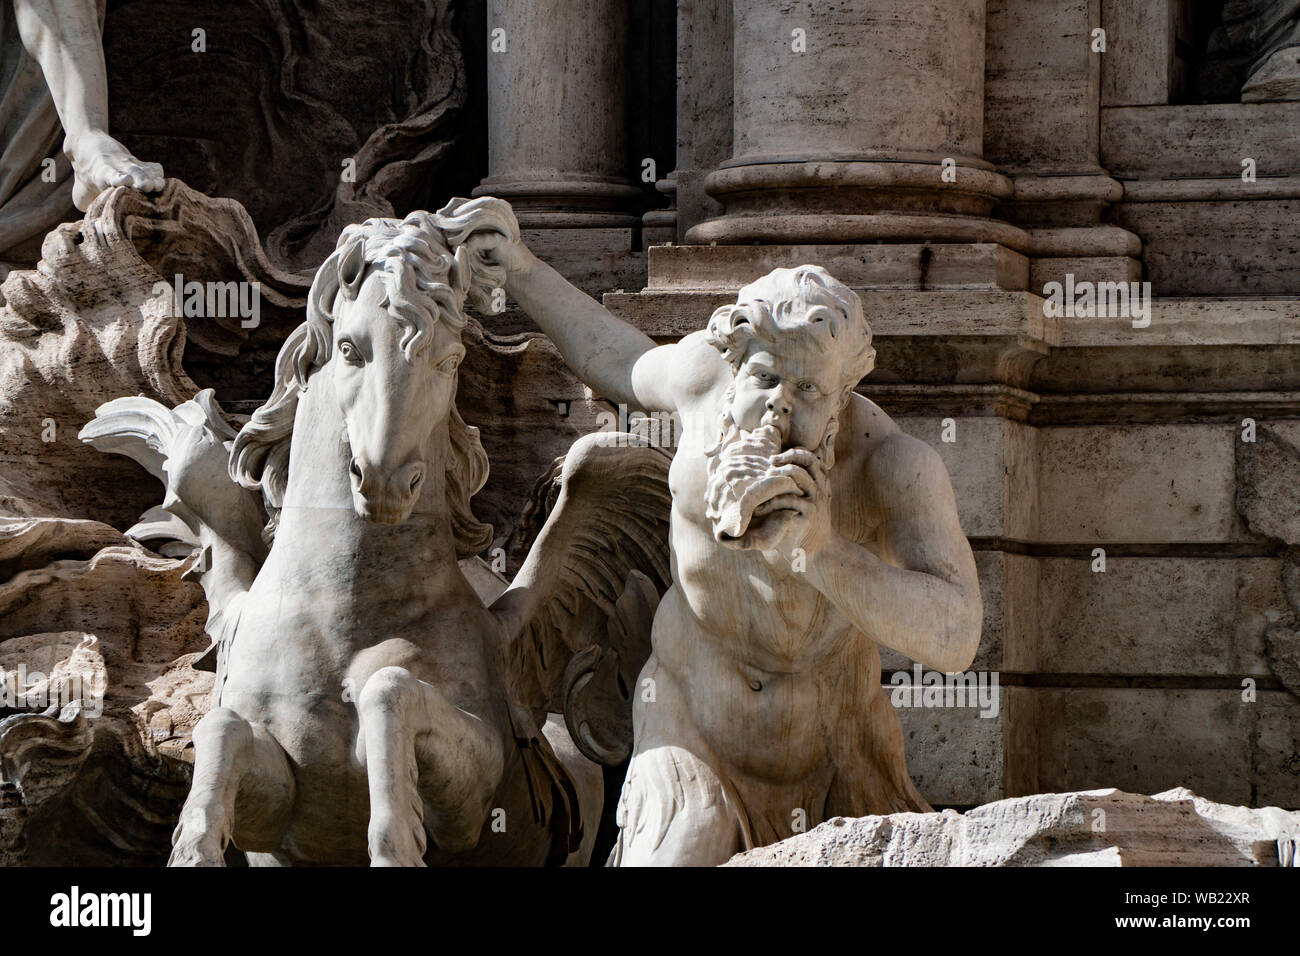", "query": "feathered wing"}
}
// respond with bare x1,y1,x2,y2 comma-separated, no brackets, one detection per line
78,389,268,692
494,432,673,771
